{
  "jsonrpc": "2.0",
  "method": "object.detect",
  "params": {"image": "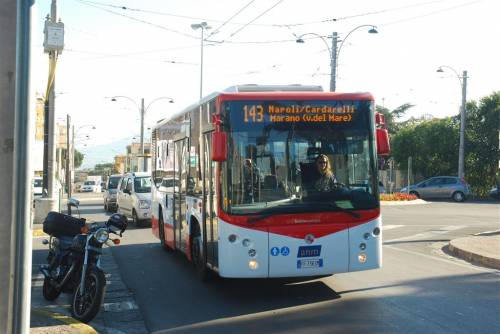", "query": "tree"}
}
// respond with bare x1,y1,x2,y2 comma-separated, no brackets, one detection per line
376,103,415,134
74,149,84,169
391,91,499,197
464,91,500,196
90,163,119,176
391,118,458,178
